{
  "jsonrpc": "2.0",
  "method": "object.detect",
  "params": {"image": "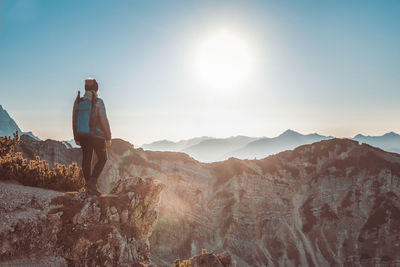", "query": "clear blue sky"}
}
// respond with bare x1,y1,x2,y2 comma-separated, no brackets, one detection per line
1,0,399,145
